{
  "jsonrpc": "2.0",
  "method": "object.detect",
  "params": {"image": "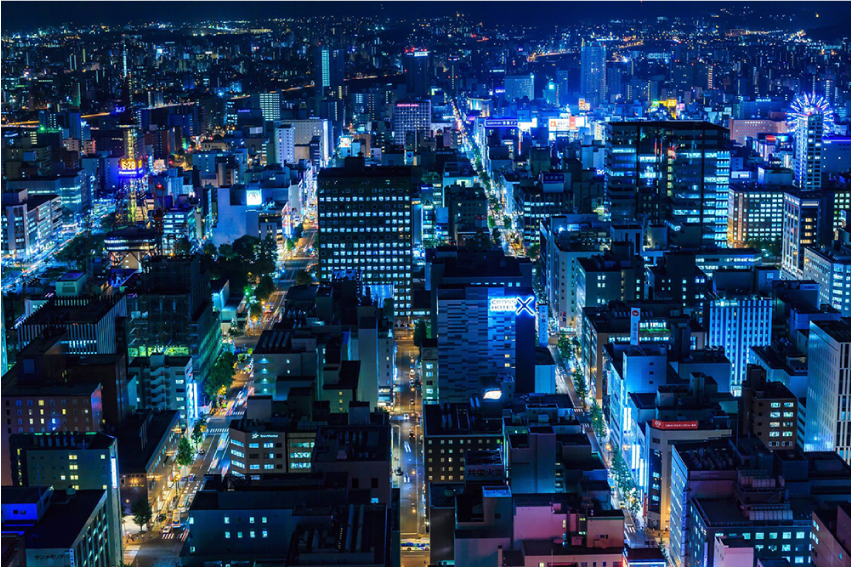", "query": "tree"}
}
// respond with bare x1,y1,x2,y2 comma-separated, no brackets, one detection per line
487,216,496,229
254,274,276,303
283,238,295,252
491,227,501,243
413,319,430,348
201,242,217,258
292,223,304,241
503,216,511,229
174,237,193,256
249,302,263,323
590,400,607,439
130,498,153,532
526,243,540,260
294,269,312,286
572,369,588,409
204,352,237,401
192,417,207,447
176,436,194,468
